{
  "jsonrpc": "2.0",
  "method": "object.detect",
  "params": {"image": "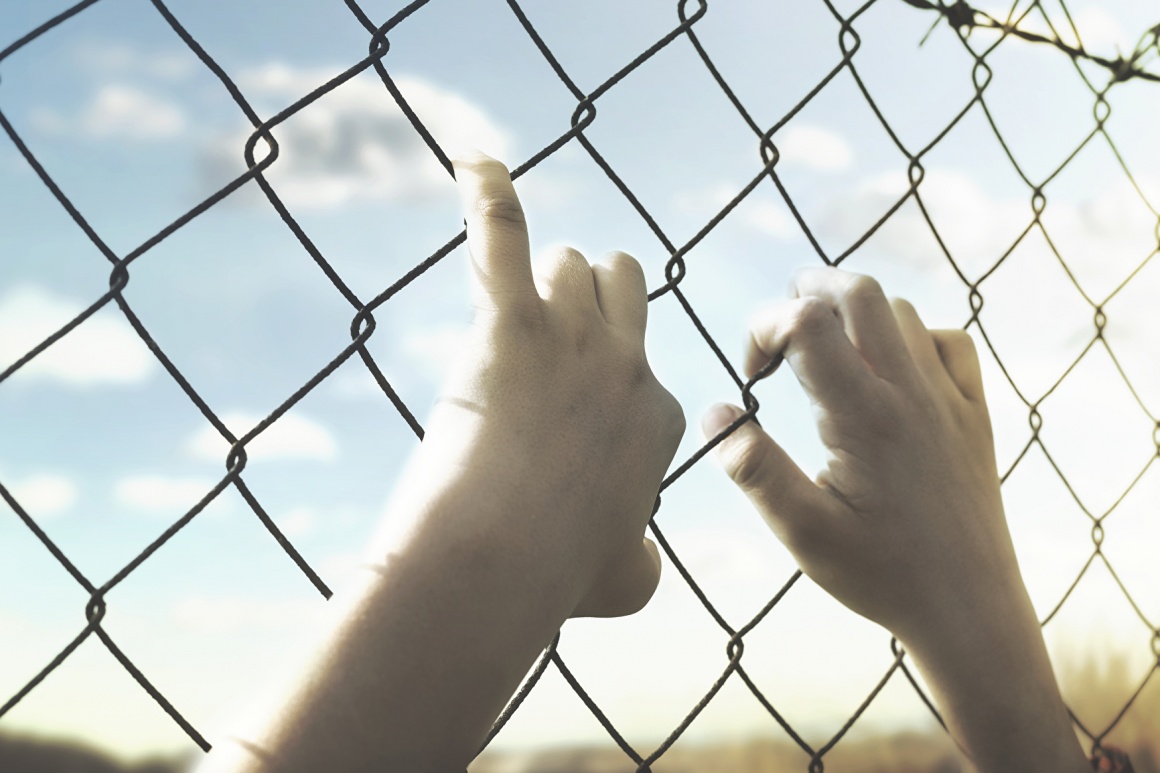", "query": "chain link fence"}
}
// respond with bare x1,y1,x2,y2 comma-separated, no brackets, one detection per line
1,0,1158,770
